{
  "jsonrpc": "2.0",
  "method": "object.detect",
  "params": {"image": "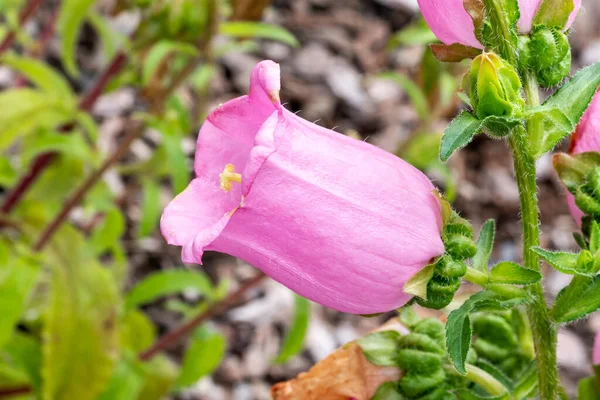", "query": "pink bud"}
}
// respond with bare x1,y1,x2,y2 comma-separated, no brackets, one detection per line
595,330,600,366
160,61,445,314
567,90,600,225
417,0,582,48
